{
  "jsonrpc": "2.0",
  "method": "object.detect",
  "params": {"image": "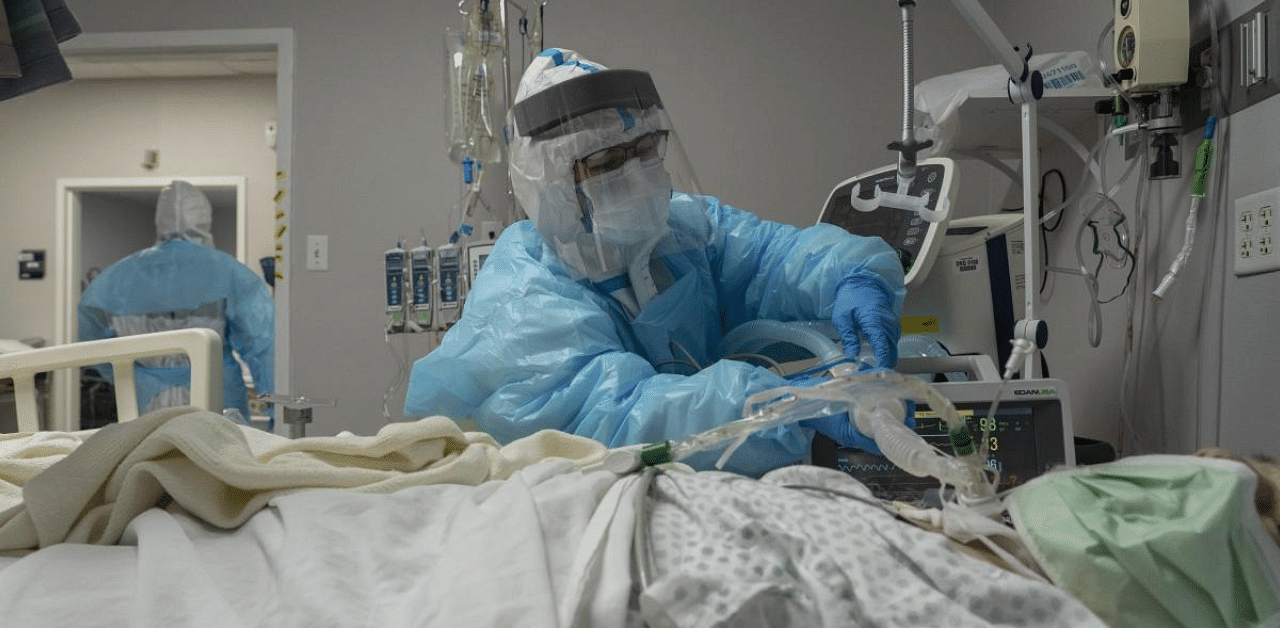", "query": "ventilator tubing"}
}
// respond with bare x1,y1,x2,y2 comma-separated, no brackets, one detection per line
666,367,995,504
716,319,850,366
852,397,992,503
